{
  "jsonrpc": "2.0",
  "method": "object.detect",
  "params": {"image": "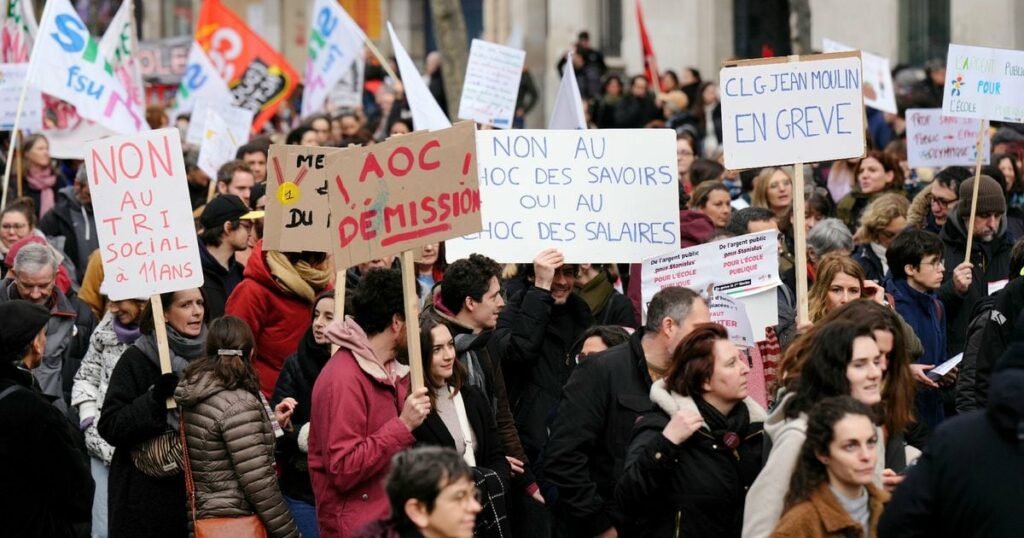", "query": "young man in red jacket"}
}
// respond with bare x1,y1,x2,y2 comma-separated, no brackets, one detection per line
308,268,431,537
